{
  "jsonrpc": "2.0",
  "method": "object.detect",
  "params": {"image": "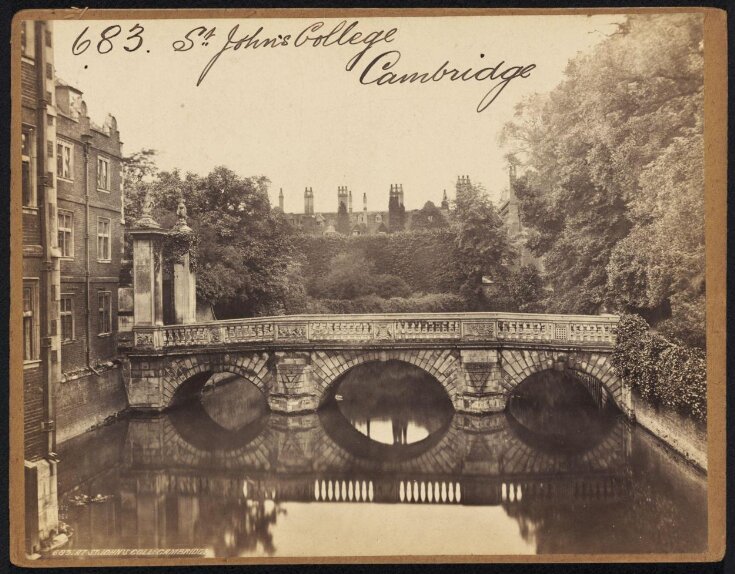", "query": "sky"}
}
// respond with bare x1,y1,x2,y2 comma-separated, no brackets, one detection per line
52,15,623,212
